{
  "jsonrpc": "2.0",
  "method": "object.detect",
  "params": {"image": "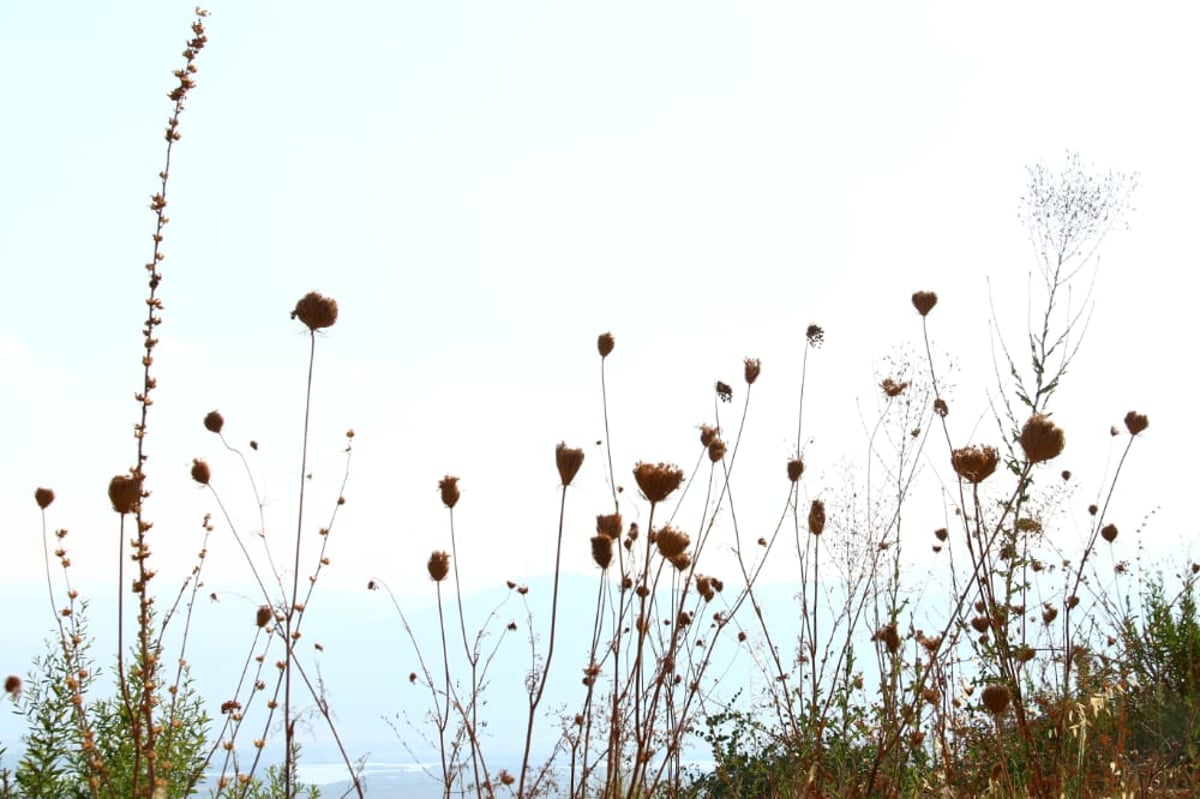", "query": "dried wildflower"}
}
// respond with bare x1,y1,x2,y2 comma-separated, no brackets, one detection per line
876,623,901,654
555,442,585,487
655,525,691,559
203,410,224,434
971,616,990,634
5,675,21,697
715,381,733,403
1016,518,1042,533
951,445,999,484
707,439,726,463
34,488,55,510
291,292,338,331
786,458,804,483
1062,470,1072,481
190,458,211,485
806,324,824,348
633,462,684,503
1015,645,1035,663
669,552,691,571
439,475,460,509
743,358,761,385
1088,503,1098,516
699,425,719,447
590,535,613,569
1042,605,1058,625
255,606,272,628
695,575,714,601
427,551,450,582
920,634,942,653
1124,411,1149,436
108,474,143,515
499,771,515,786
933,398,949,417
881,378,909,398
1019,414,1066,463
597,332,615,358
596,513,622,539
911,291,938,317
981,684,1011,715
934,527,948,542
1100,523,1118,543
808,499,826,536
